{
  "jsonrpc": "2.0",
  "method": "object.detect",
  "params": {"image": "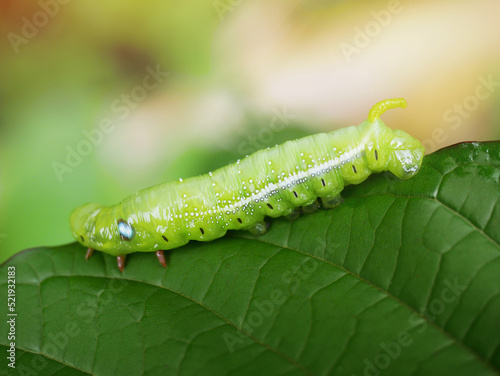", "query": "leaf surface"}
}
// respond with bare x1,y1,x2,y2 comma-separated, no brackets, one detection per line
1,142,499,376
